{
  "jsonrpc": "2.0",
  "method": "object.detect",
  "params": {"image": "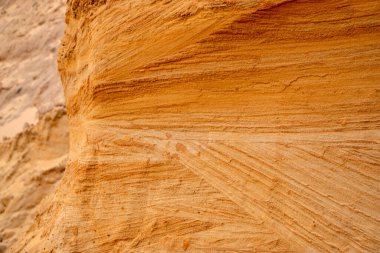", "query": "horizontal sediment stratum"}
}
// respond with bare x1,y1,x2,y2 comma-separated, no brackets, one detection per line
15,0,380,252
